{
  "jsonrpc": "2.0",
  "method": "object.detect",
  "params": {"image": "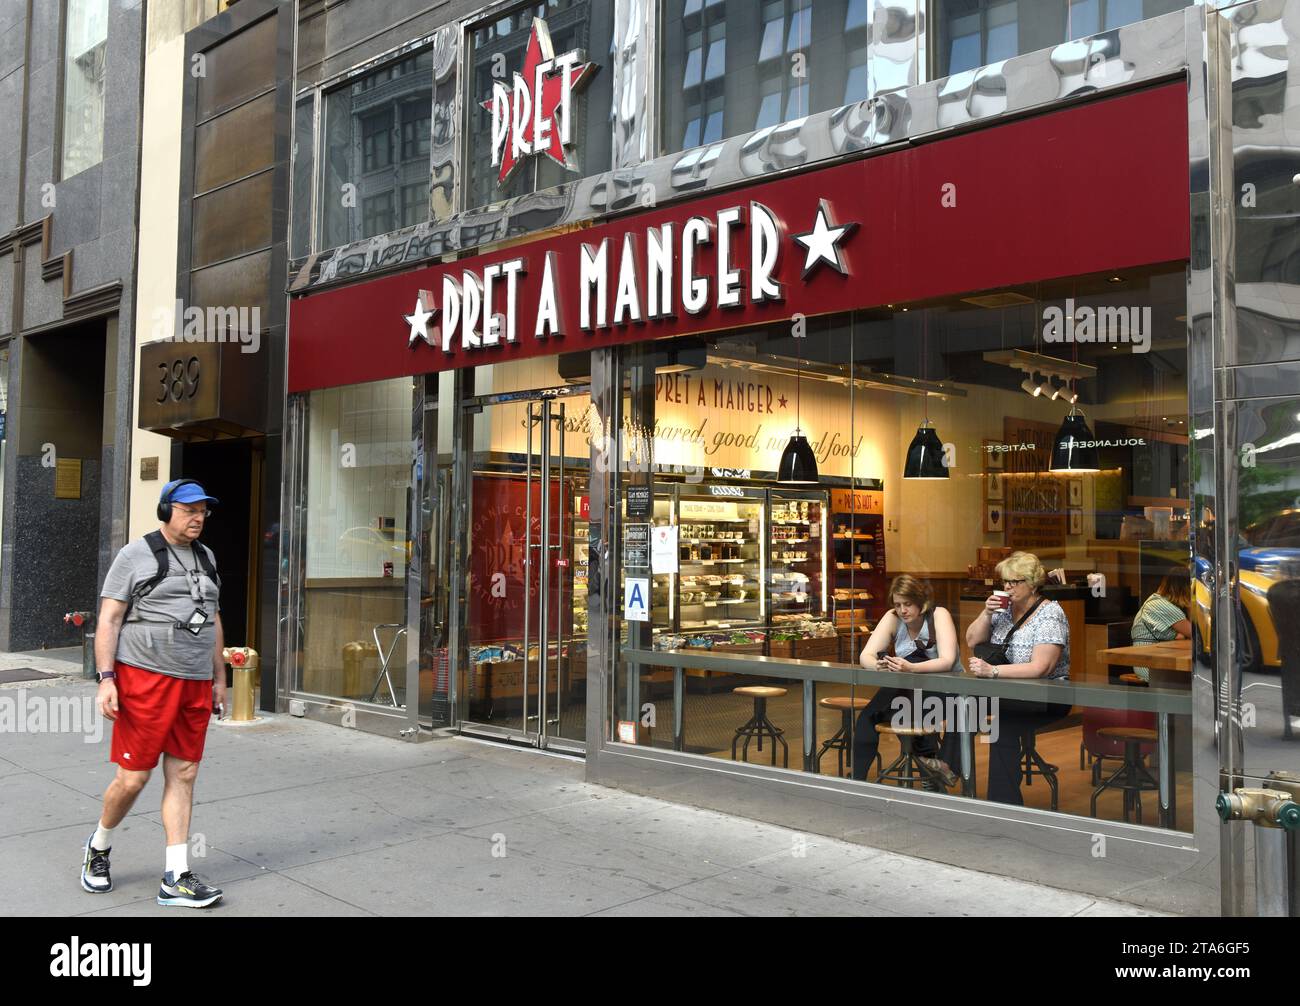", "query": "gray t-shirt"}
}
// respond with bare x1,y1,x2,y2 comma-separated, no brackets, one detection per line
101,536,221,680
